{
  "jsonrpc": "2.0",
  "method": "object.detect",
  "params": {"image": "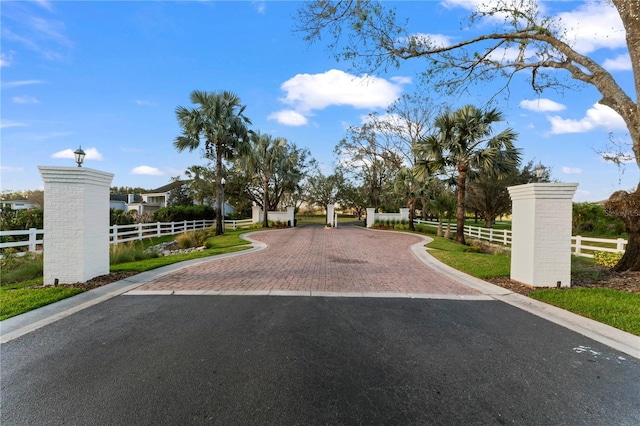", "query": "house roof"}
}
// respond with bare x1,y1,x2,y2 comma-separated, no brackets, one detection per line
146,180,189,194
